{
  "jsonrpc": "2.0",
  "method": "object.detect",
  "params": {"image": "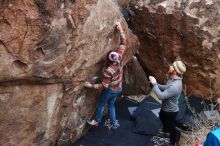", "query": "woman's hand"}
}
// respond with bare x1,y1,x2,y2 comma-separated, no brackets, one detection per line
84,82,92,88
115,22,123,33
